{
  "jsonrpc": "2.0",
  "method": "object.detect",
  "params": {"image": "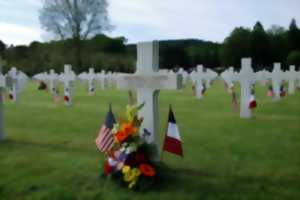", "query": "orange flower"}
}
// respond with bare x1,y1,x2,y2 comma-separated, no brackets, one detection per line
115,131,129,143
139,164,155,177
120,122,137,136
